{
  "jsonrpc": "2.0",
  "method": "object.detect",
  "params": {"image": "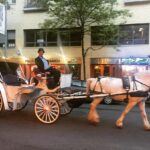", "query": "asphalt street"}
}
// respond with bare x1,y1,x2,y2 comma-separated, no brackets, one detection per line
0,103,150,150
